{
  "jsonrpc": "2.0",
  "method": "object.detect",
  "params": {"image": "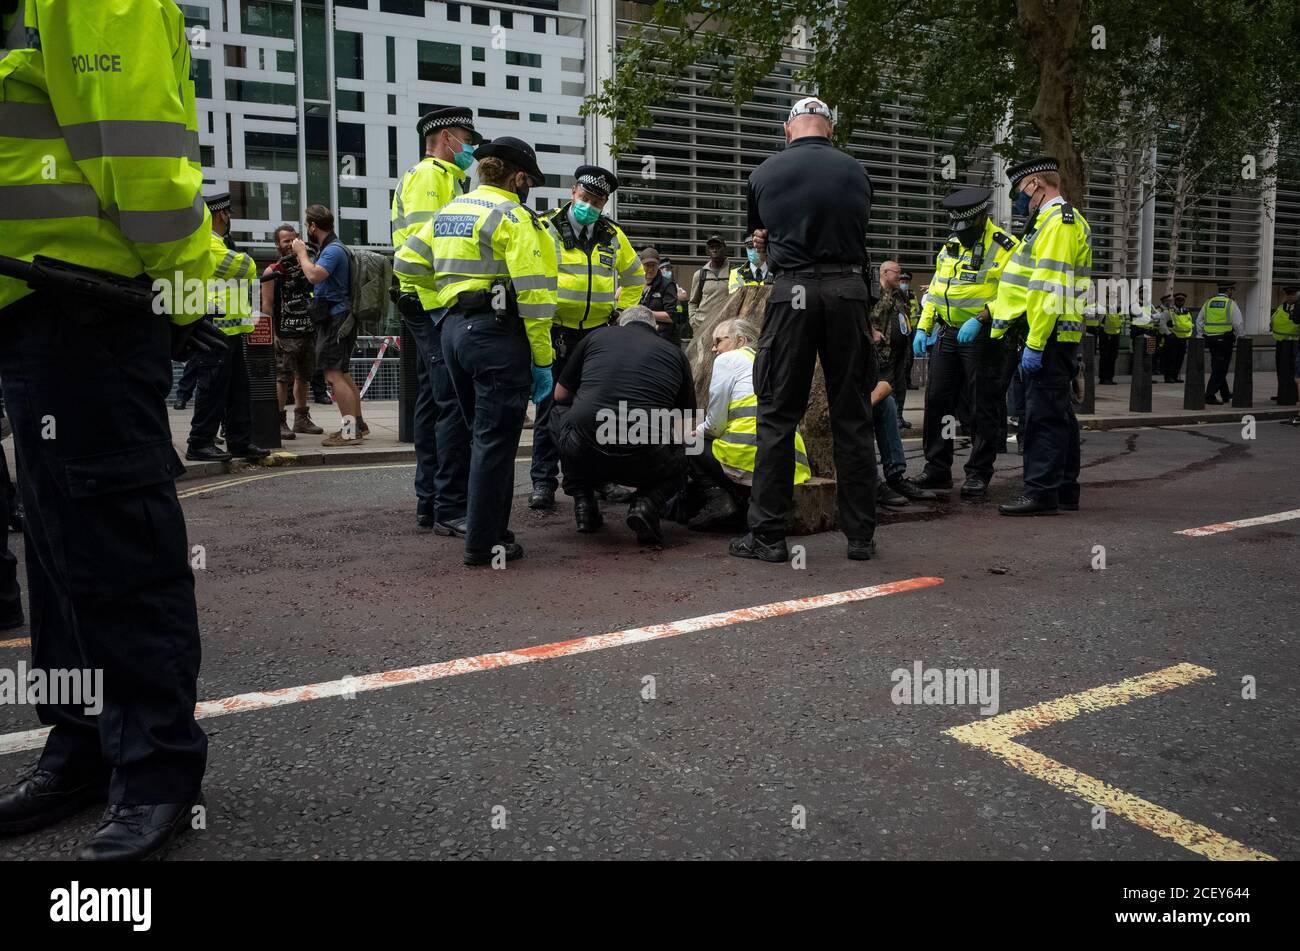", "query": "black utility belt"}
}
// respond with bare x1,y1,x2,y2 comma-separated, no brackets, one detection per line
773,263,862,279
